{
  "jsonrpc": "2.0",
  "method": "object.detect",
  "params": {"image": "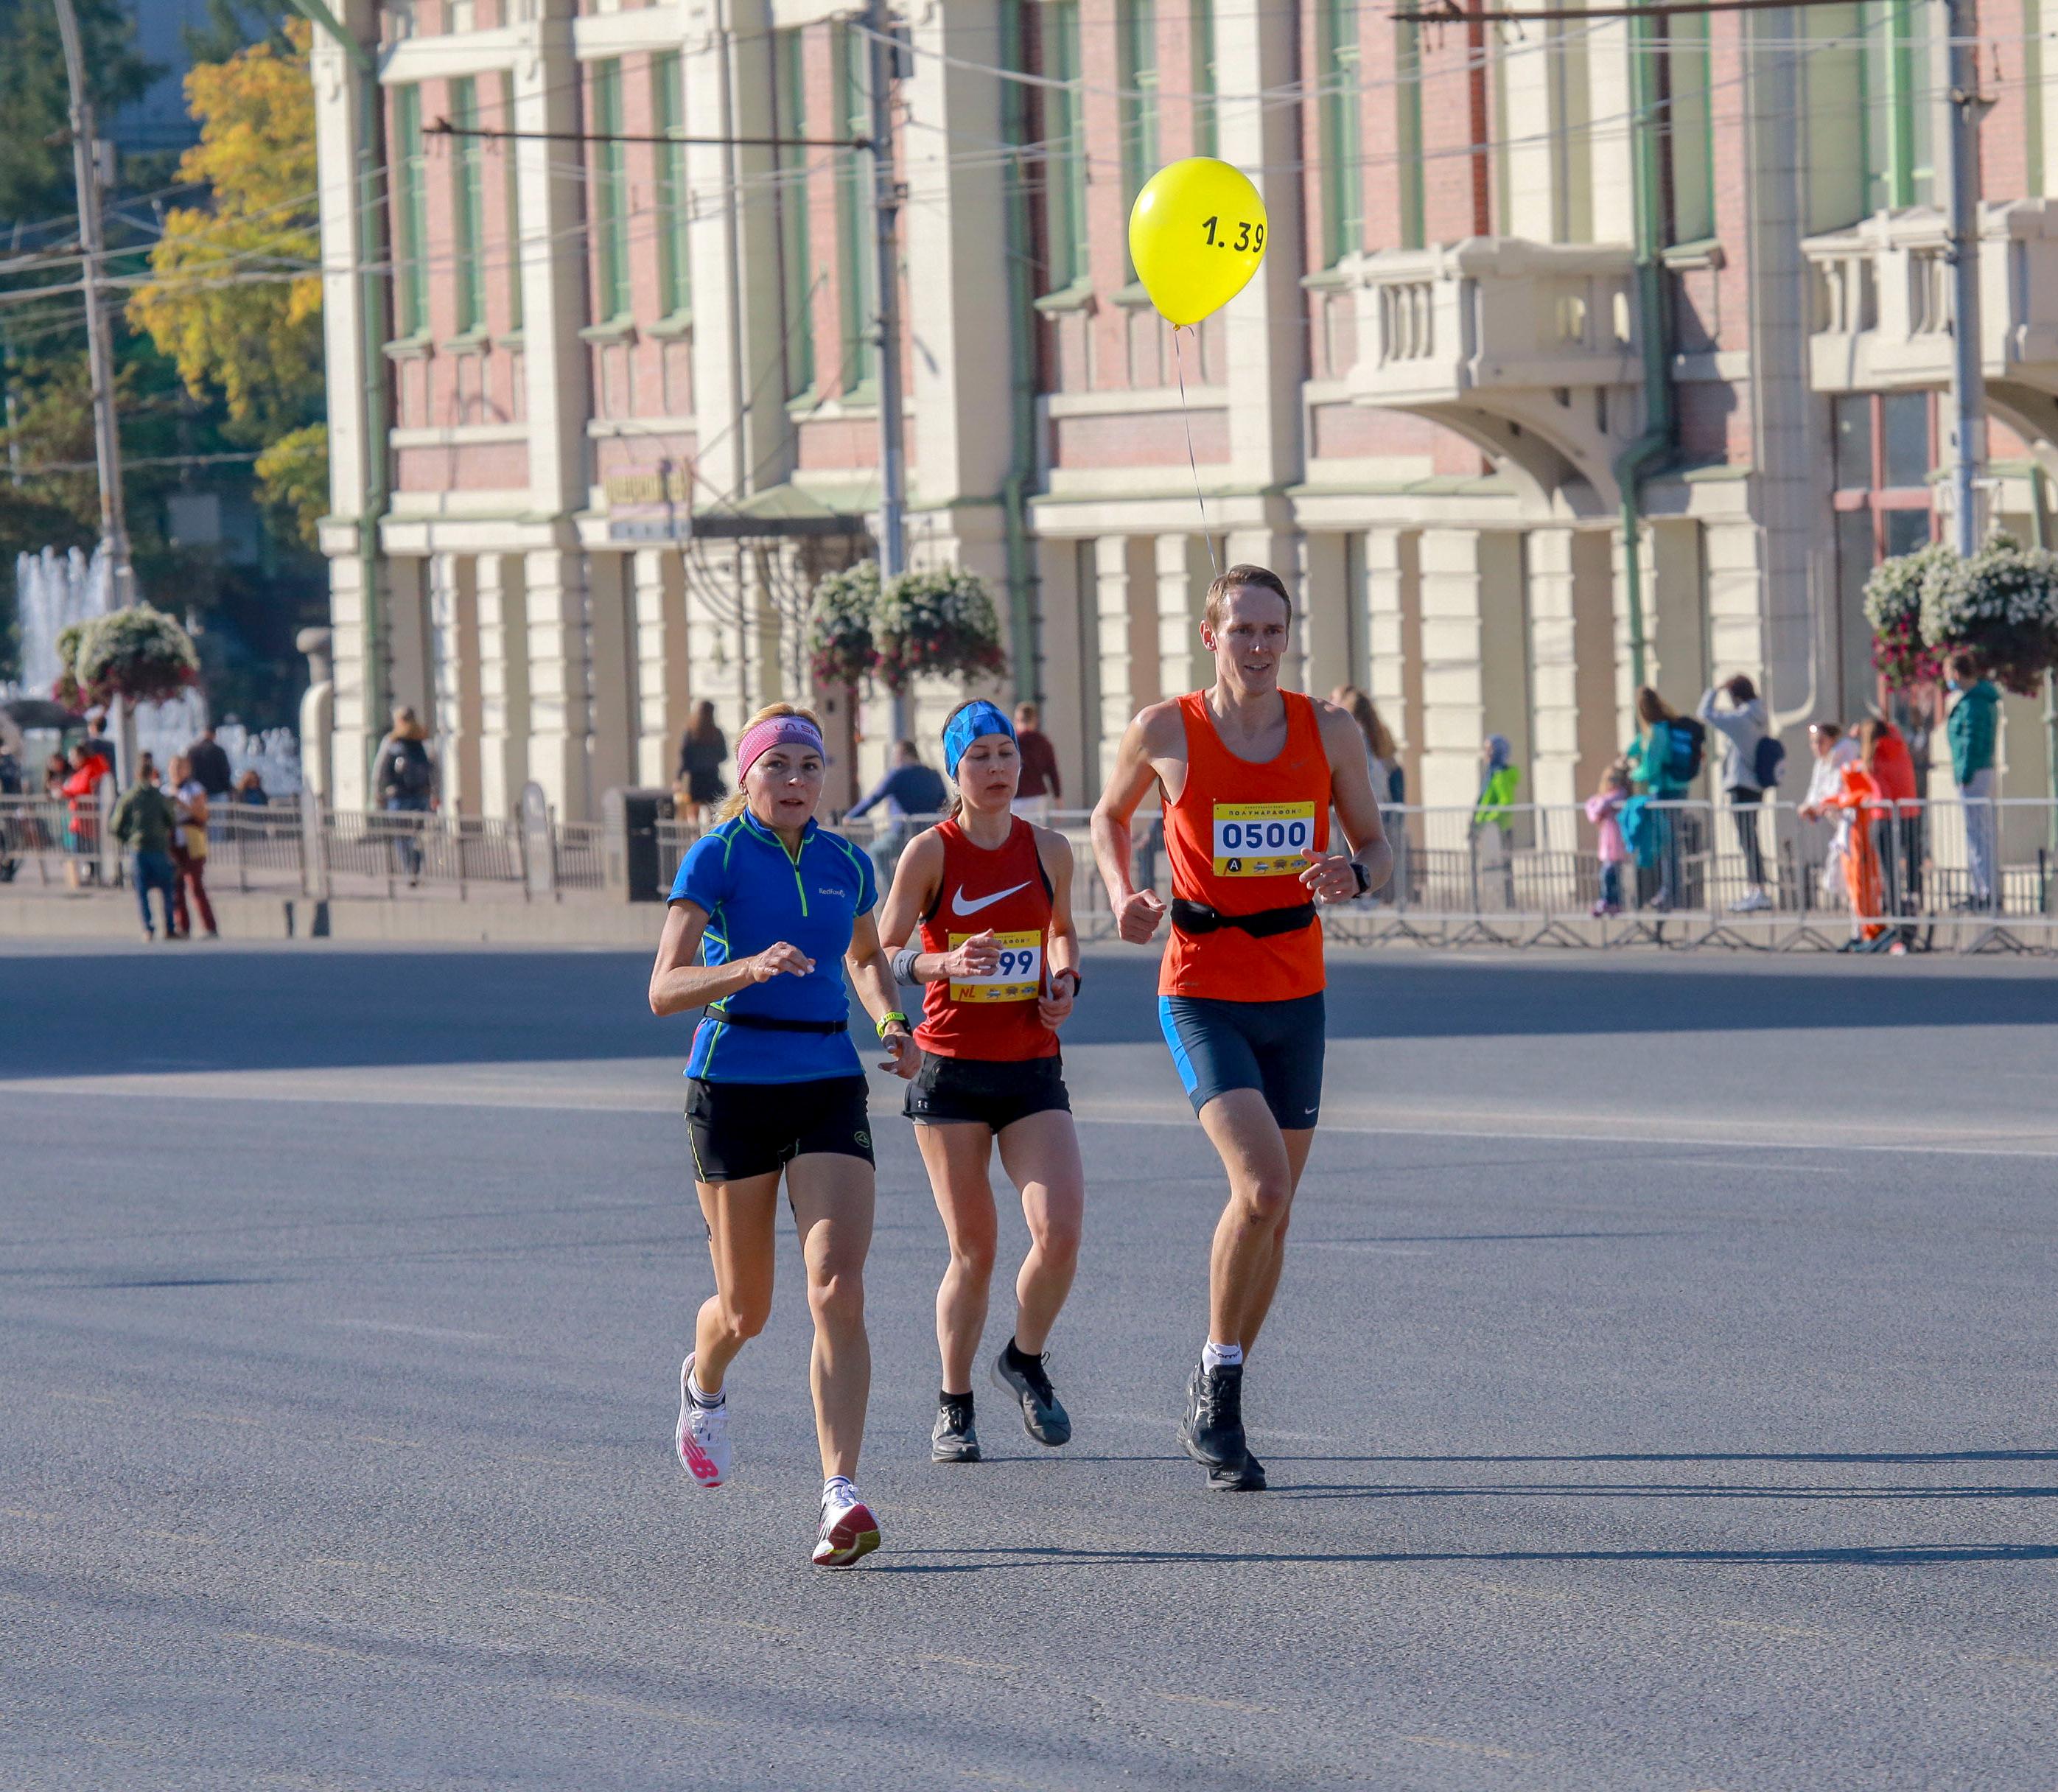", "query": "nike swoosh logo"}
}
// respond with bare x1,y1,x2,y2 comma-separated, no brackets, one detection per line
951,881,1031,917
